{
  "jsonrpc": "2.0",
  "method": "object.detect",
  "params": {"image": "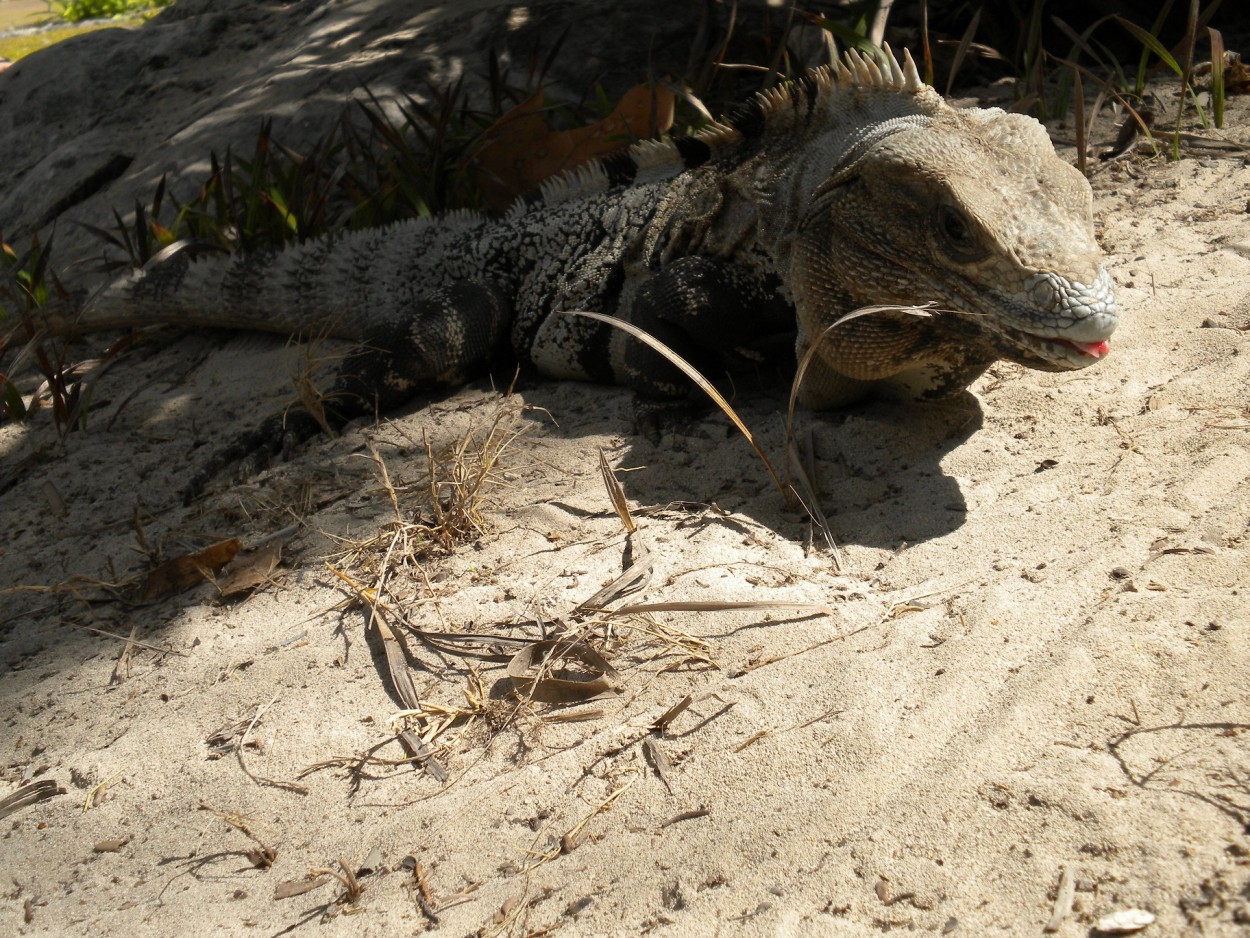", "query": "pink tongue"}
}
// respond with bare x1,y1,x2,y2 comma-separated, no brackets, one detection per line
1075,339,1109,358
